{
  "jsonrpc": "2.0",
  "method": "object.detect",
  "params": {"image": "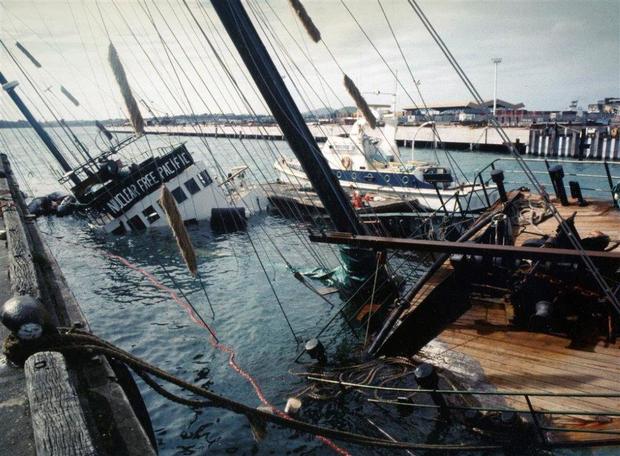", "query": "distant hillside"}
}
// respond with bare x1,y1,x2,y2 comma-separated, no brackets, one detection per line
1,107,358,129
